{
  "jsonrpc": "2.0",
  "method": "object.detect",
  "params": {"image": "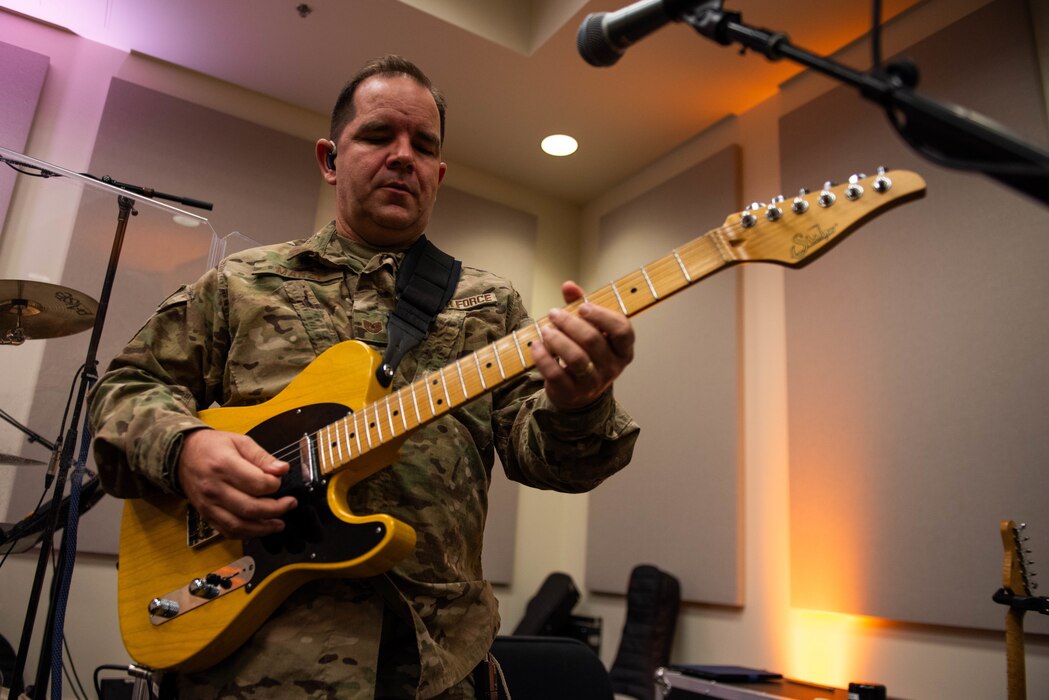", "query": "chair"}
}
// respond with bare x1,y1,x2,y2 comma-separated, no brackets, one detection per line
608,565,681,700
489,635,614,700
